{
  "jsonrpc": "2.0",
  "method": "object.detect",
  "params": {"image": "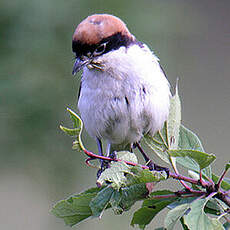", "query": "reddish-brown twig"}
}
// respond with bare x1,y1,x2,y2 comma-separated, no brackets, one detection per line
82,149,230,207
